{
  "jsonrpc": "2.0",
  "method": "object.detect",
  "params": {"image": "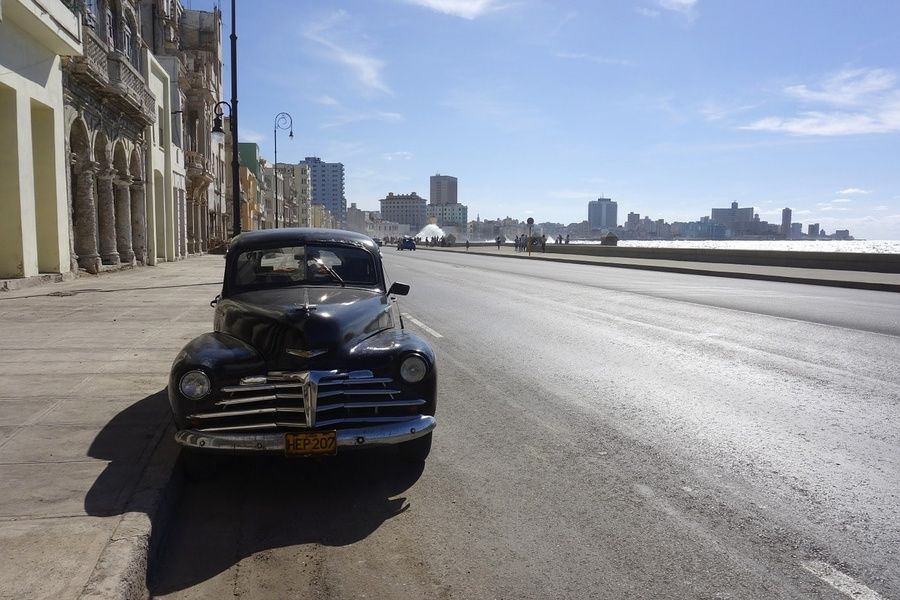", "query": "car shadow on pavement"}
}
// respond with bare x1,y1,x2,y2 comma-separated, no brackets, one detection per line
147,450,425,596
83,390,173,518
